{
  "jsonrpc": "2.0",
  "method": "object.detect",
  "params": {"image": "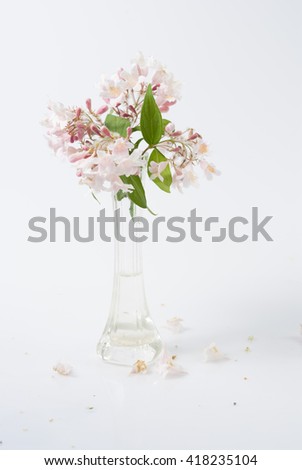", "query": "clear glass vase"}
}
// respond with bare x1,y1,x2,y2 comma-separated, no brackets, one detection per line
97,195,163,366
